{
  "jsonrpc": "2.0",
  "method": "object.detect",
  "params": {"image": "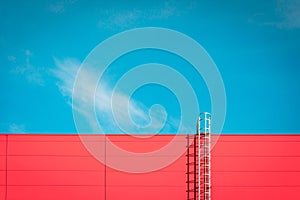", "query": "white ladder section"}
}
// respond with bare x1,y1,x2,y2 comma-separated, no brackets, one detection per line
186,112,211,200
198,112,211,200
